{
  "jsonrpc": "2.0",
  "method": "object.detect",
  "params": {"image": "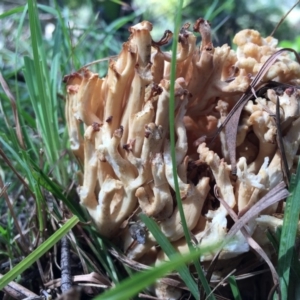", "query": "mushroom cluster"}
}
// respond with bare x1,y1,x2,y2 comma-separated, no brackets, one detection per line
64,18,300,297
